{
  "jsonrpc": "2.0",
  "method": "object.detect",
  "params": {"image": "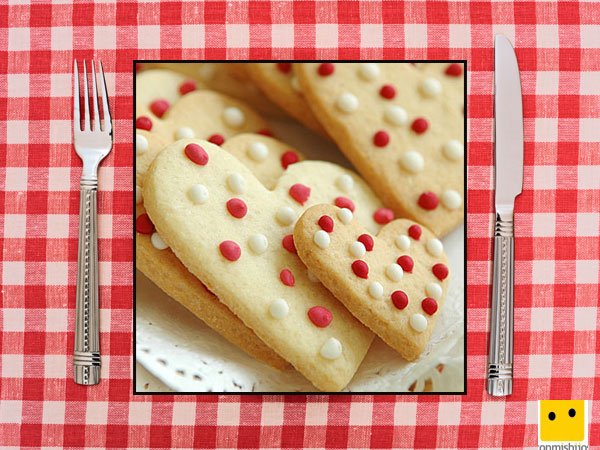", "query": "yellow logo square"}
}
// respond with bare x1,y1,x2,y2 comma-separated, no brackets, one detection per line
539,400,585,442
